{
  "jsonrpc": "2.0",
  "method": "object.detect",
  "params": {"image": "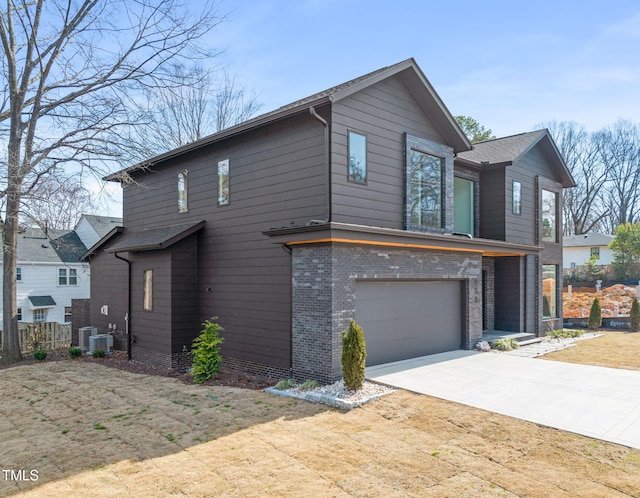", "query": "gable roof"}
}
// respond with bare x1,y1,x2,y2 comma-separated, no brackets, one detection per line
563,233,614,248
105,58,471,181
11,227,87,264
457,129,576,188
105,220,205,253
80,215,123,238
